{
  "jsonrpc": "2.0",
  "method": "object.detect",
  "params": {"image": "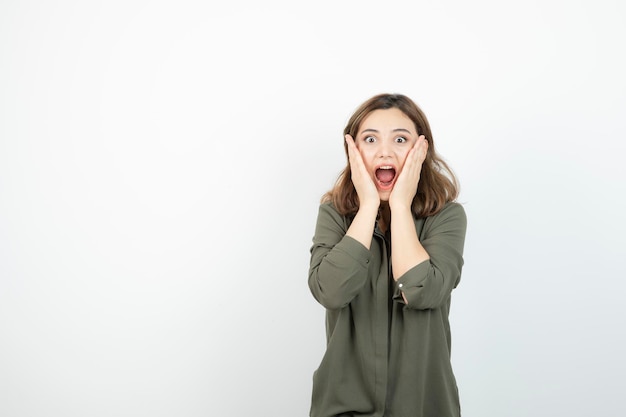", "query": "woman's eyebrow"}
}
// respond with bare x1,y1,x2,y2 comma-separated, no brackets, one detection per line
361,128,412,134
